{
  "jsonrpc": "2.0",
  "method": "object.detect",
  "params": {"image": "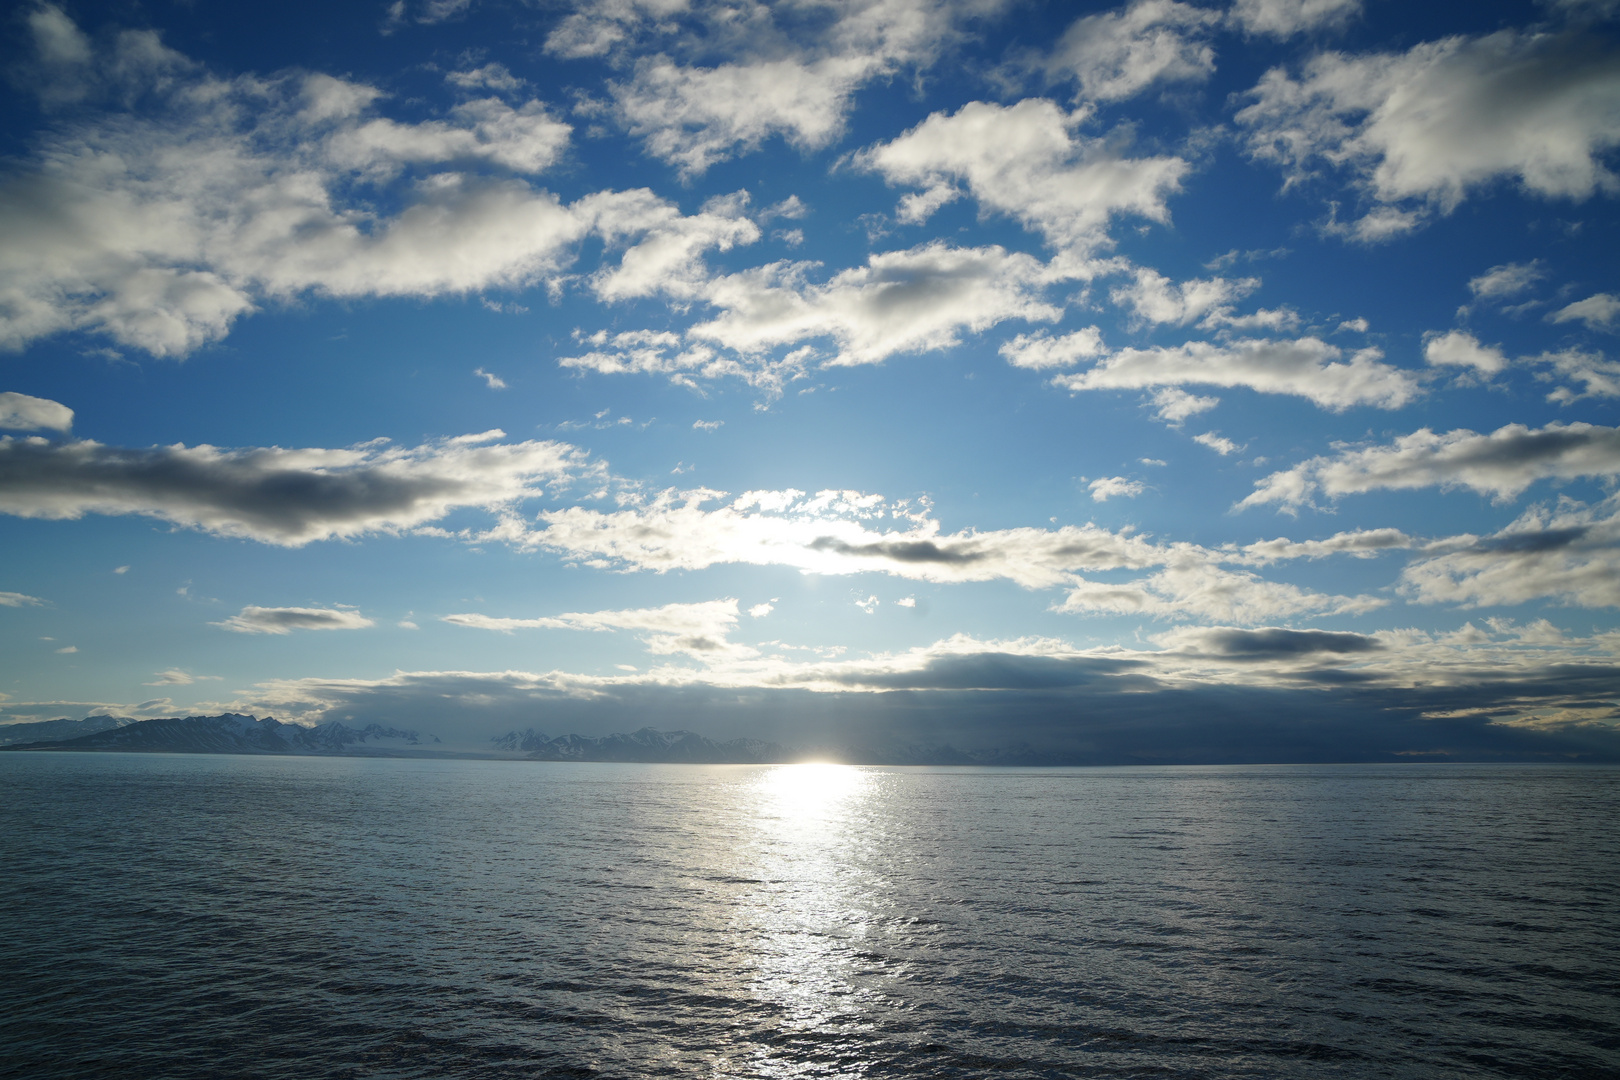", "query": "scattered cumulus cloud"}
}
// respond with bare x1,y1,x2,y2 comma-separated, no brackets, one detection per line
1151,387,1219,424
999,328,1105,370
0,8,807,359
143,669,220,685
474,367,508,389
1424,330,1510,375
1539,348,1620,403
0,430,598,545
1044,1,1220,103
1110,268,1264,328
1058,561,1383,623
566,242,1074,389
1229,0,1362,38
1241,421,1620,509
1469,261,1546,300
561,0,1005,176
445,598,754,660
1053,337,1420,410
1237,30,1620,238
213,606,377,634
512,486,1389,626
0,392,73,433
1193,432,1242,455
1088,476,1145,501
1399,494,1620,609
1550,293,1620,331
856,98,1188,253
